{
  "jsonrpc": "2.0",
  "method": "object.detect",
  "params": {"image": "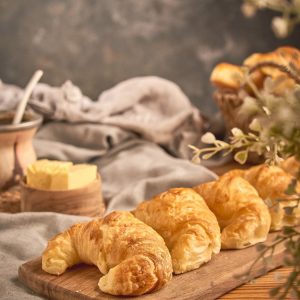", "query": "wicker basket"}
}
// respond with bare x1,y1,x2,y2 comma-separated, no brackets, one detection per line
213,90,252,134
213,62,300,164
214,62,300,133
